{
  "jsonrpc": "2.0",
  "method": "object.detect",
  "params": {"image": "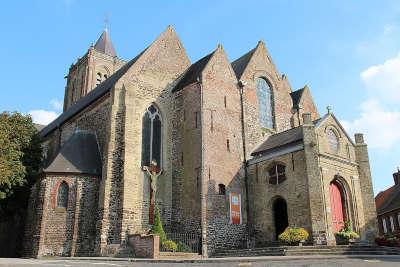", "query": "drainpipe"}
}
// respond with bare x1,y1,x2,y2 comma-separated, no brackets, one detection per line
238,80,252,247
198,76,207,257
